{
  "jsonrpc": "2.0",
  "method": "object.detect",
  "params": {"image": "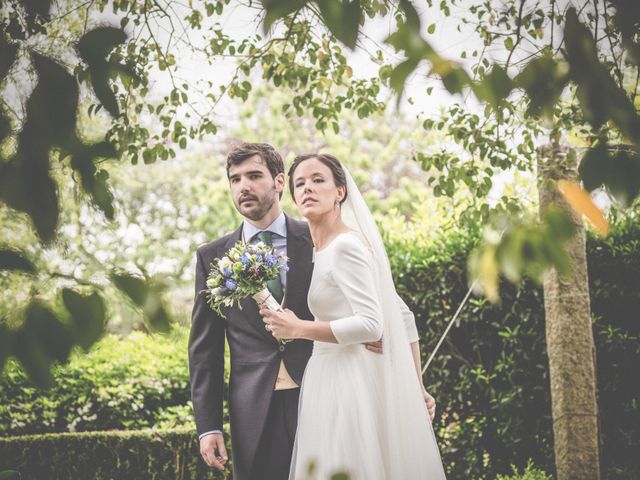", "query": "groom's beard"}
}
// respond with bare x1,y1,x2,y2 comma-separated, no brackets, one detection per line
236,186,278,222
